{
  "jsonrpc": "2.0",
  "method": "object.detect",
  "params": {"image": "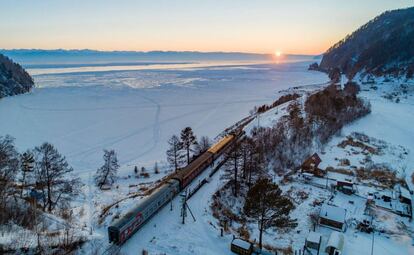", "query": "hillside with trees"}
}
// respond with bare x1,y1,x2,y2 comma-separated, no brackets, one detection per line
318,7,414,79
0,53,34,98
